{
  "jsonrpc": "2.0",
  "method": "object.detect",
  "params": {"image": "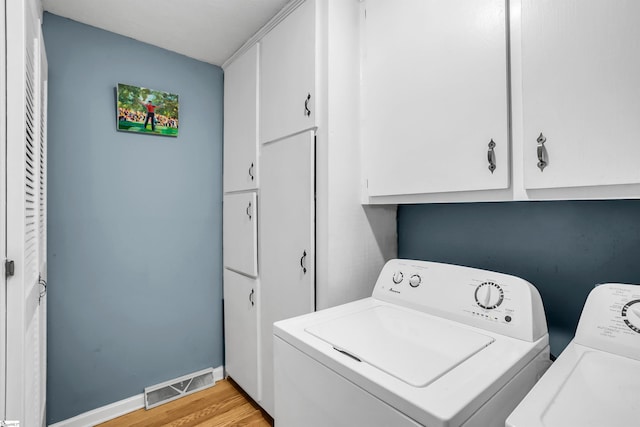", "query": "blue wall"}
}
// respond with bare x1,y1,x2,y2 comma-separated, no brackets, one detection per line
43,14,223,424
398,200,640,357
